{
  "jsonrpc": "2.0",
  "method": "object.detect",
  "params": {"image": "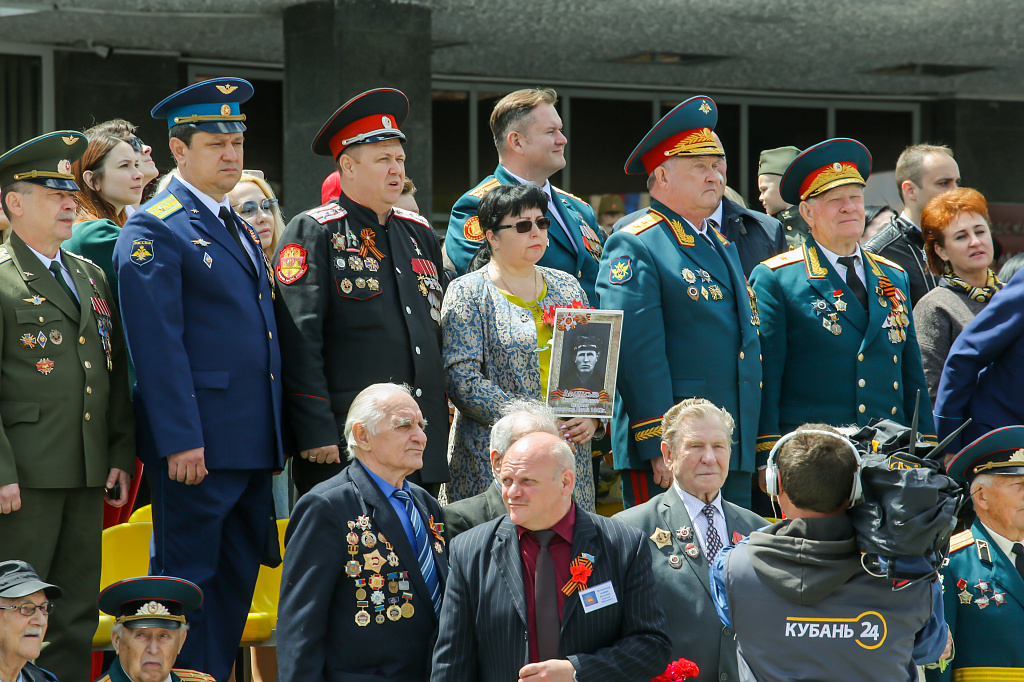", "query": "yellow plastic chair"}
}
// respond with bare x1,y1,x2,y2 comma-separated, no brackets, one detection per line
128,504,152,524
240,518,289,645
93,521,153,648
